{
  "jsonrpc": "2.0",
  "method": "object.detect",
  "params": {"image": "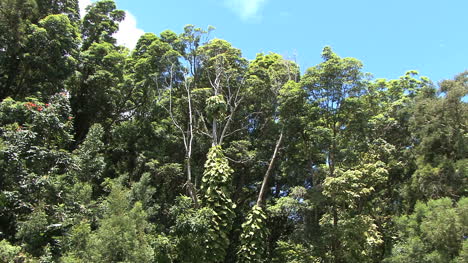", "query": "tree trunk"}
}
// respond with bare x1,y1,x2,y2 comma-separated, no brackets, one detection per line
256,132,283,207
186,157,199,207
